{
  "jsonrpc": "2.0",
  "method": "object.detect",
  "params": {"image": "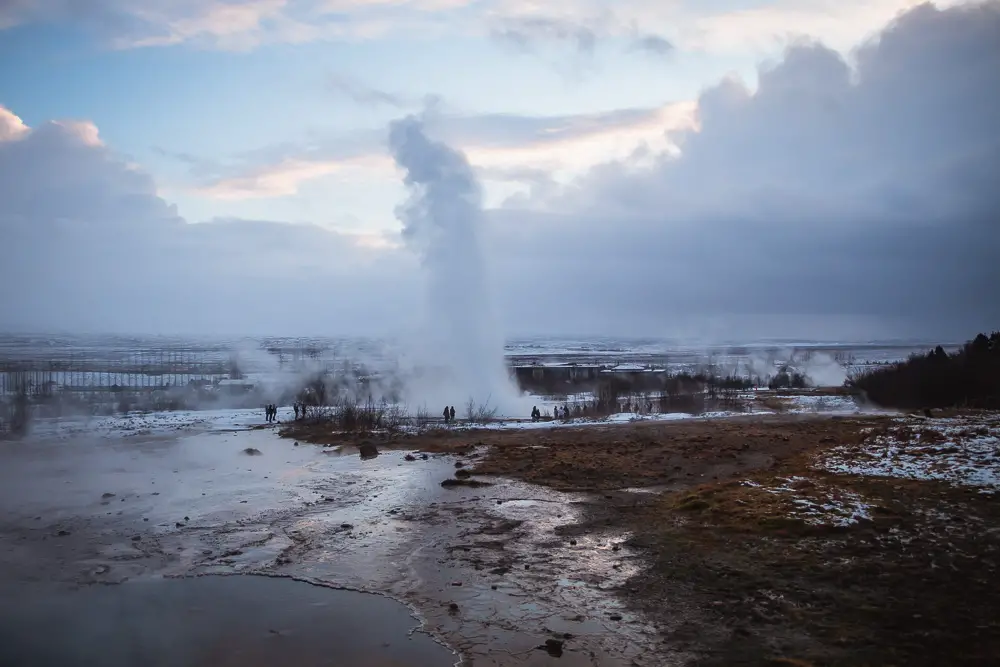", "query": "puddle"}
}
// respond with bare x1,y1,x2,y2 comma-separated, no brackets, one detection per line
0,575,456,667
1,428,665,666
